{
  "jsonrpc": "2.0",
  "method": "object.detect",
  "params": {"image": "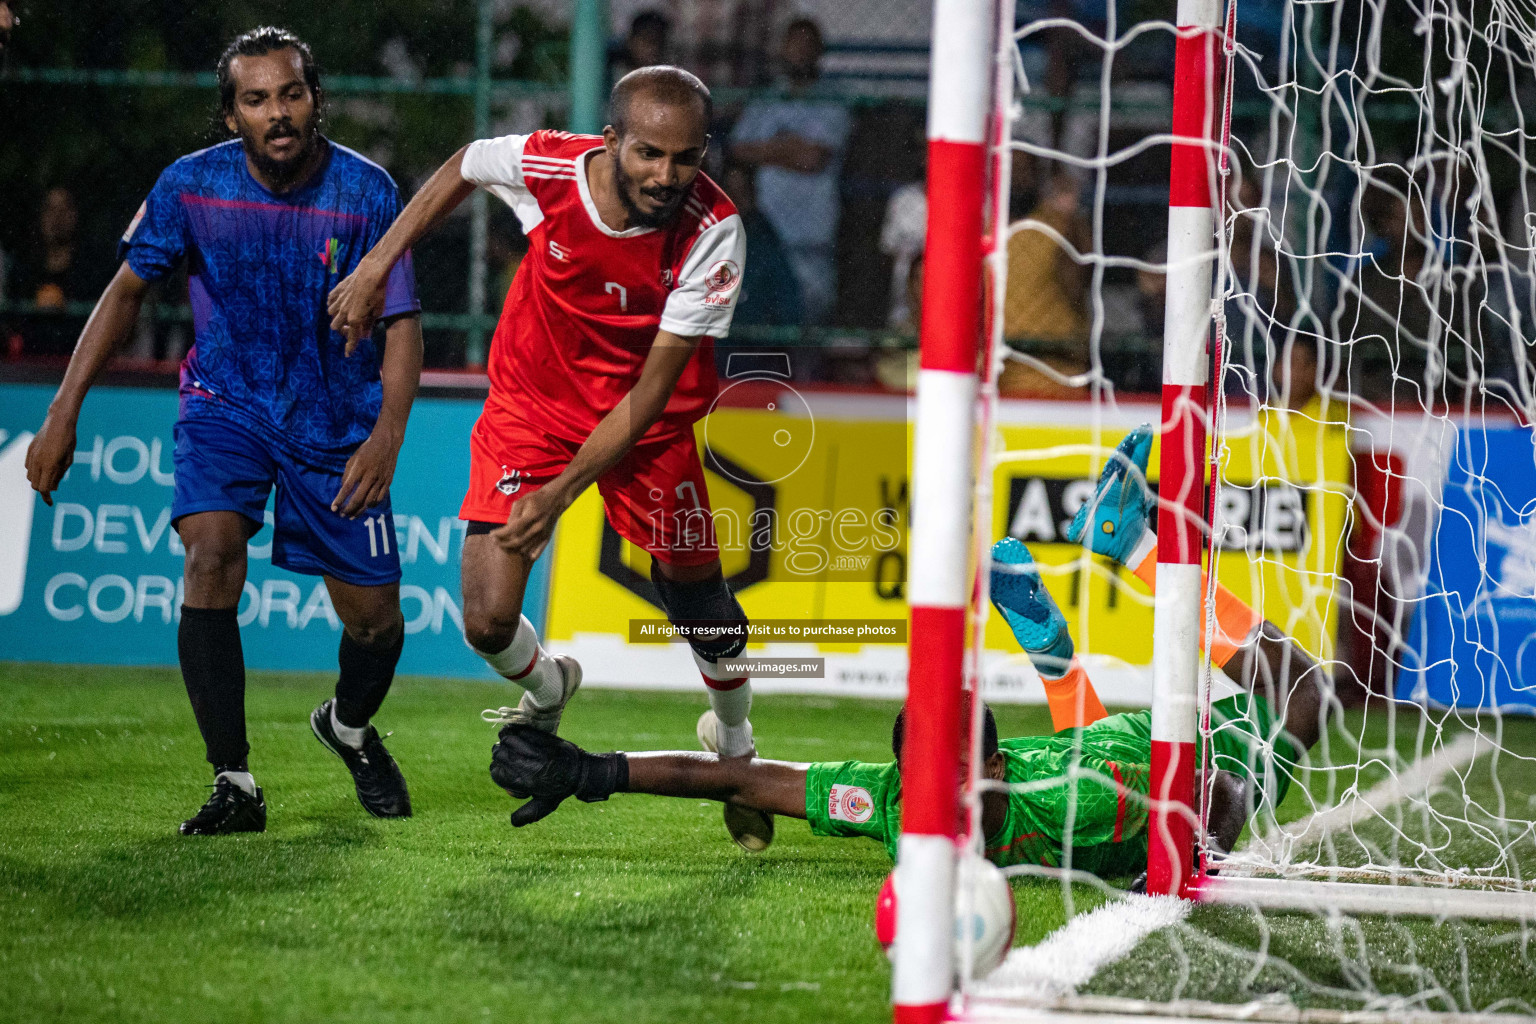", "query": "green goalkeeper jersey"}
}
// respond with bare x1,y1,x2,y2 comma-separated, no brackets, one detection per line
803,694,1297,876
